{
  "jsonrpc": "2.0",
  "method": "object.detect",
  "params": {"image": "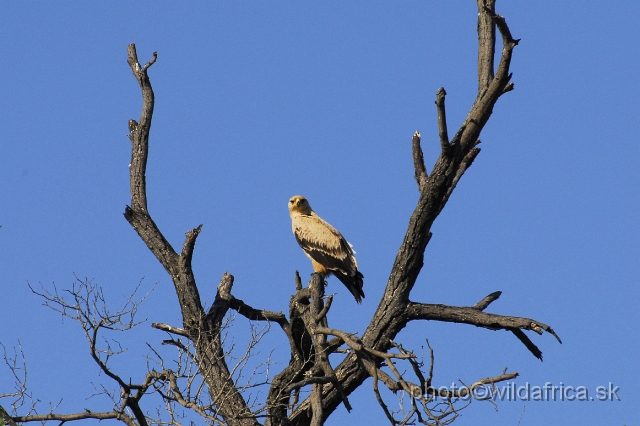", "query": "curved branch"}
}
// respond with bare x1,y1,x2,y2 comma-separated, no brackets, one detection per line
406,301,560,341
361,0,520,352
405,301,561,360
1,405,19,426
288,4,559,423
211,275,299,371
224,295,289,327
12,411,136,426
124,44,204,323
510,328,543,360
126,44,155,214
89,318,129,390
124,45,180,283
117,2,556,422
427,370,519,399
473,291,502,311
180,224,203,266
314,327,415,361
154,370,226,426
125,45,257,426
